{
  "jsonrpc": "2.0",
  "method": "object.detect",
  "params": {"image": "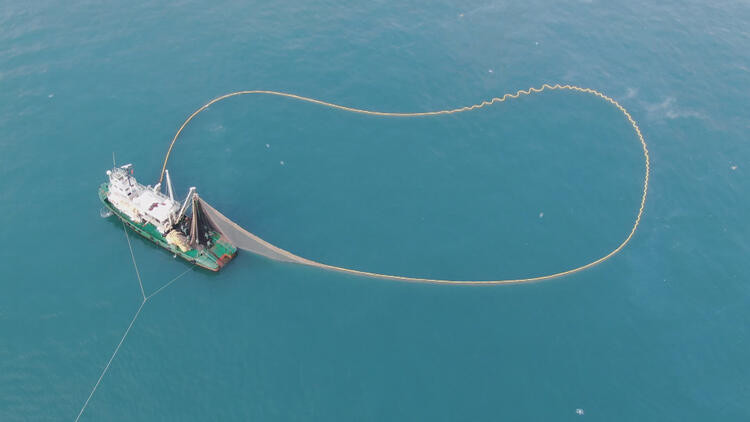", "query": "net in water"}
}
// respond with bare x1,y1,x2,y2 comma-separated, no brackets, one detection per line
198,197,312,265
